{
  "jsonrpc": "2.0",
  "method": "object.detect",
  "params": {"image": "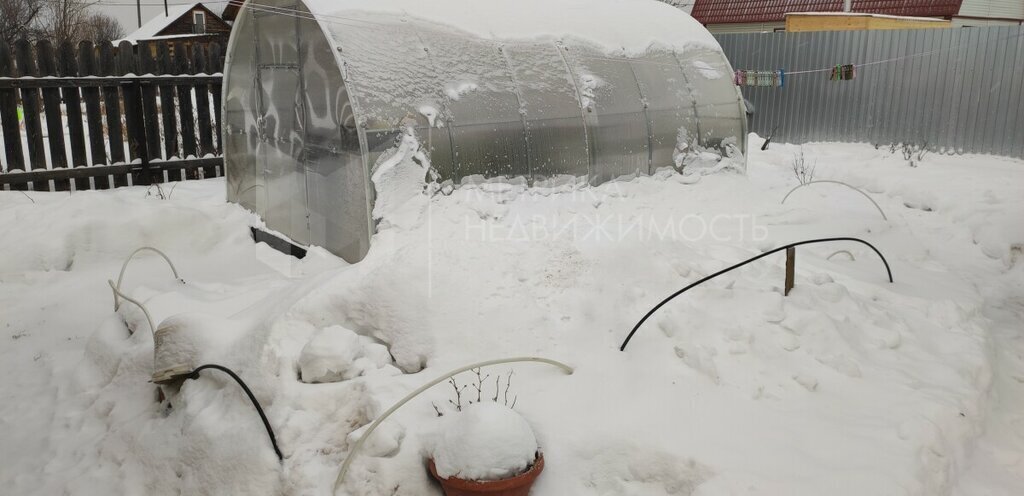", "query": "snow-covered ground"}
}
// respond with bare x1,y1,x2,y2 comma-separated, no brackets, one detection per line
1,137,1022,495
